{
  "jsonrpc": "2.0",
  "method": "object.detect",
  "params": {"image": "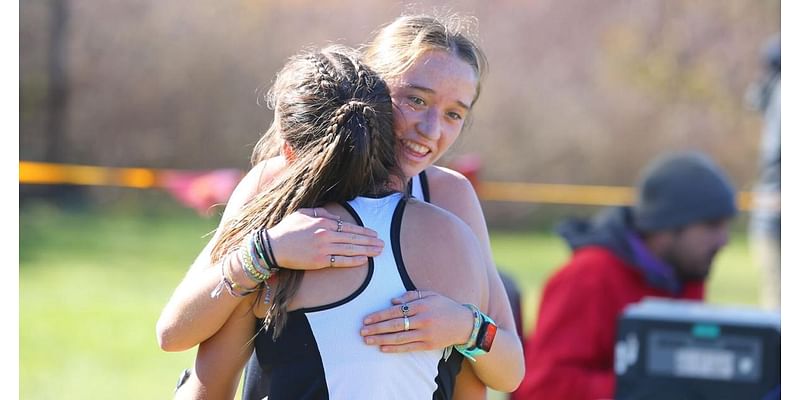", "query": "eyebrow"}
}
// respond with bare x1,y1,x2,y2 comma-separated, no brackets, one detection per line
402,84,472,111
